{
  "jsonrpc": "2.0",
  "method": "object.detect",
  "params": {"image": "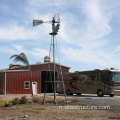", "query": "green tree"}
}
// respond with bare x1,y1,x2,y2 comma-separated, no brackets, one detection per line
10,52,33,97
